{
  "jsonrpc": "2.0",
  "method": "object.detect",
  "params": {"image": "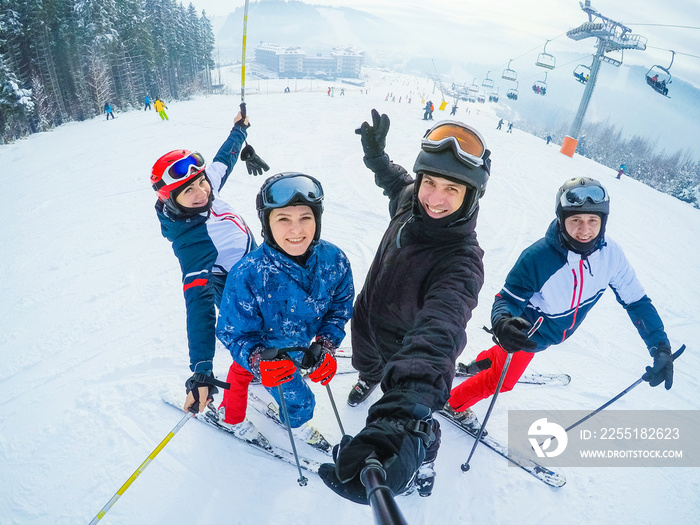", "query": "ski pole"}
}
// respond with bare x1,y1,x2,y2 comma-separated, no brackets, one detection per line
297,344,346,435
360,458,409,525
88,410,194,524
277,383,308,487
325,383,346,436
461,316,543,472
240,0,249,107
540,344,685,447
460,352,512,472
